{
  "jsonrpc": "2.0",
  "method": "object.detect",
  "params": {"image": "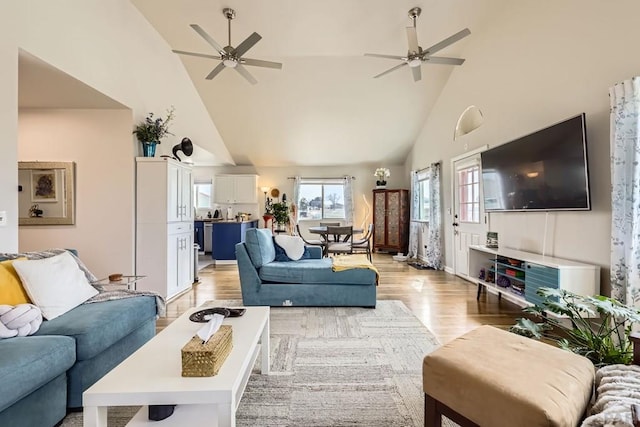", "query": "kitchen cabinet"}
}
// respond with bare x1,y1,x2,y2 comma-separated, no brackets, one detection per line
214,174,258,204
373,189,409,254
211,220,258,260
136,157,194,300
